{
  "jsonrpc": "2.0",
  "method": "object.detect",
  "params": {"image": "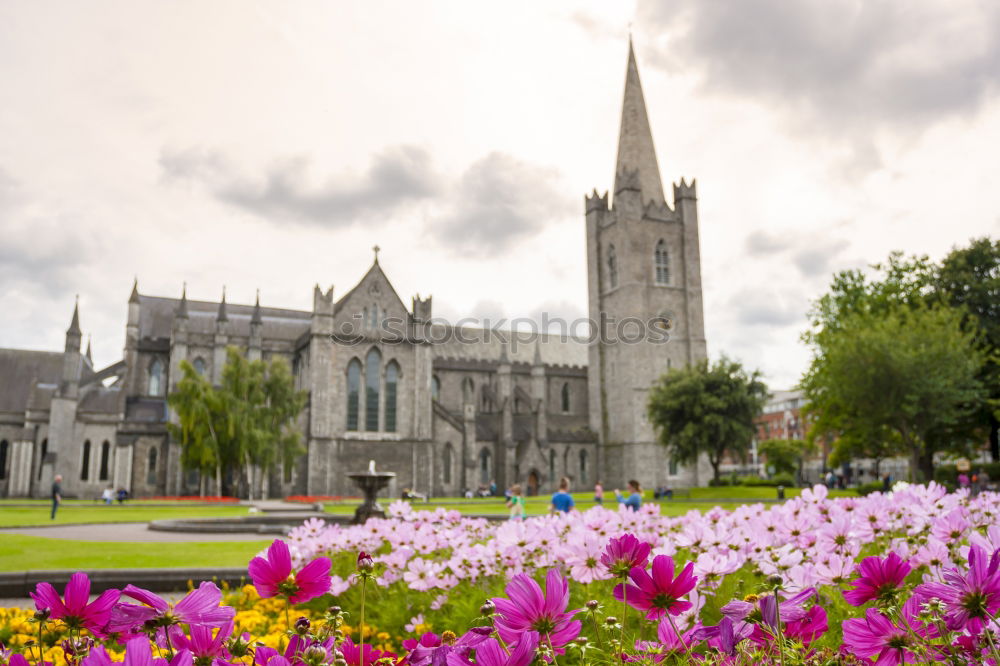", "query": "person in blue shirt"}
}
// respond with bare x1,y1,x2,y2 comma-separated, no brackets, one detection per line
615,479,643,511
550,477,575,514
